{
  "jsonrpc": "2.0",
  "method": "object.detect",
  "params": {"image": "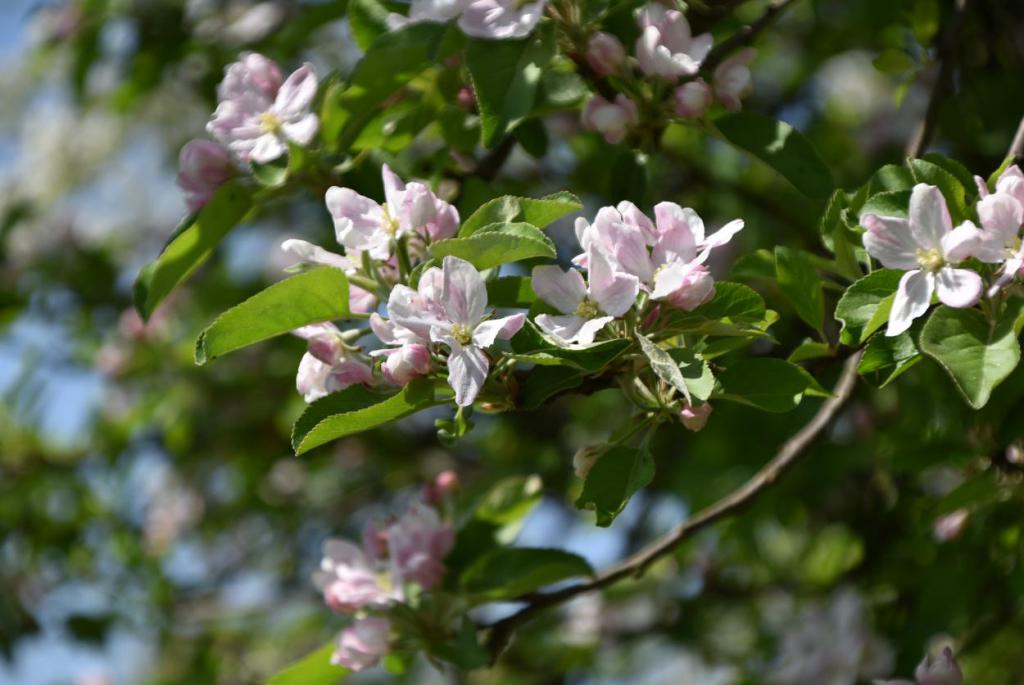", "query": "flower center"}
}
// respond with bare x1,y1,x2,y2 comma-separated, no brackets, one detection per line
381,205,400,237
574,298,601,319
450,323,473,345
259,111,282,135
916,247,944,272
